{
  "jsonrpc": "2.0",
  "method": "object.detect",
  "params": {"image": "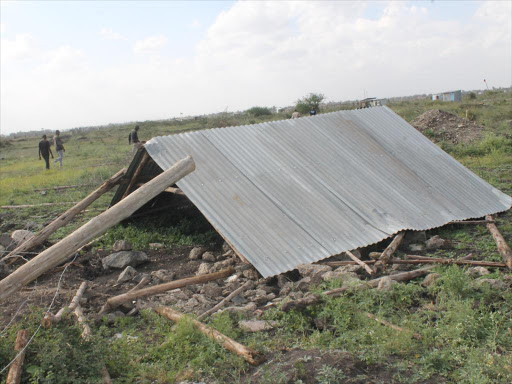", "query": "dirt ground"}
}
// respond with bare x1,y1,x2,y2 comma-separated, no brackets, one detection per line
411,109,484,144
